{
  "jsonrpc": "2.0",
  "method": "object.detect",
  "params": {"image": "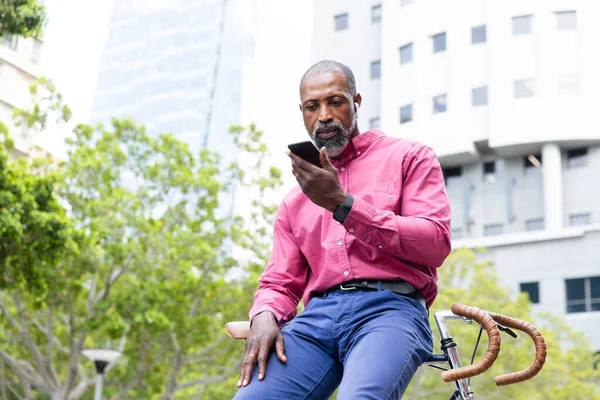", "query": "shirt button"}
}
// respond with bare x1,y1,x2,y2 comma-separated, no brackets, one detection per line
357,151,361,155
378,245,383,249
337,240,343,246
340,167,346,172
349,228,355,233
343,271,349,276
